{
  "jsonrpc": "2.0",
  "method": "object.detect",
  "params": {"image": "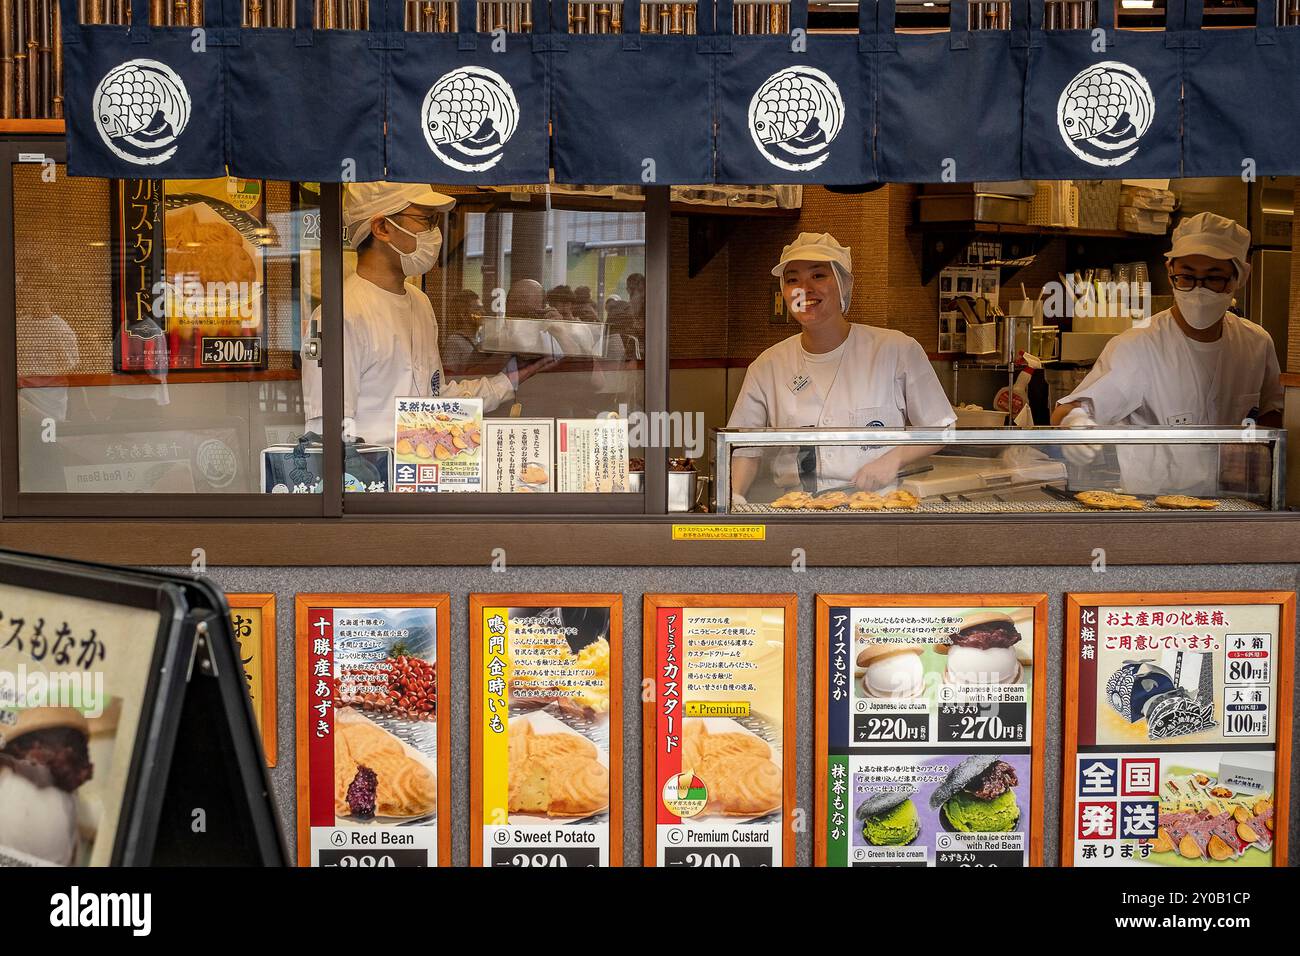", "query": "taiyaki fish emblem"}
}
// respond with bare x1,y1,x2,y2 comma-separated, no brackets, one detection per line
422,67,520,173
92,59,192,165
748,66,845,172
1056,61,1155,167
